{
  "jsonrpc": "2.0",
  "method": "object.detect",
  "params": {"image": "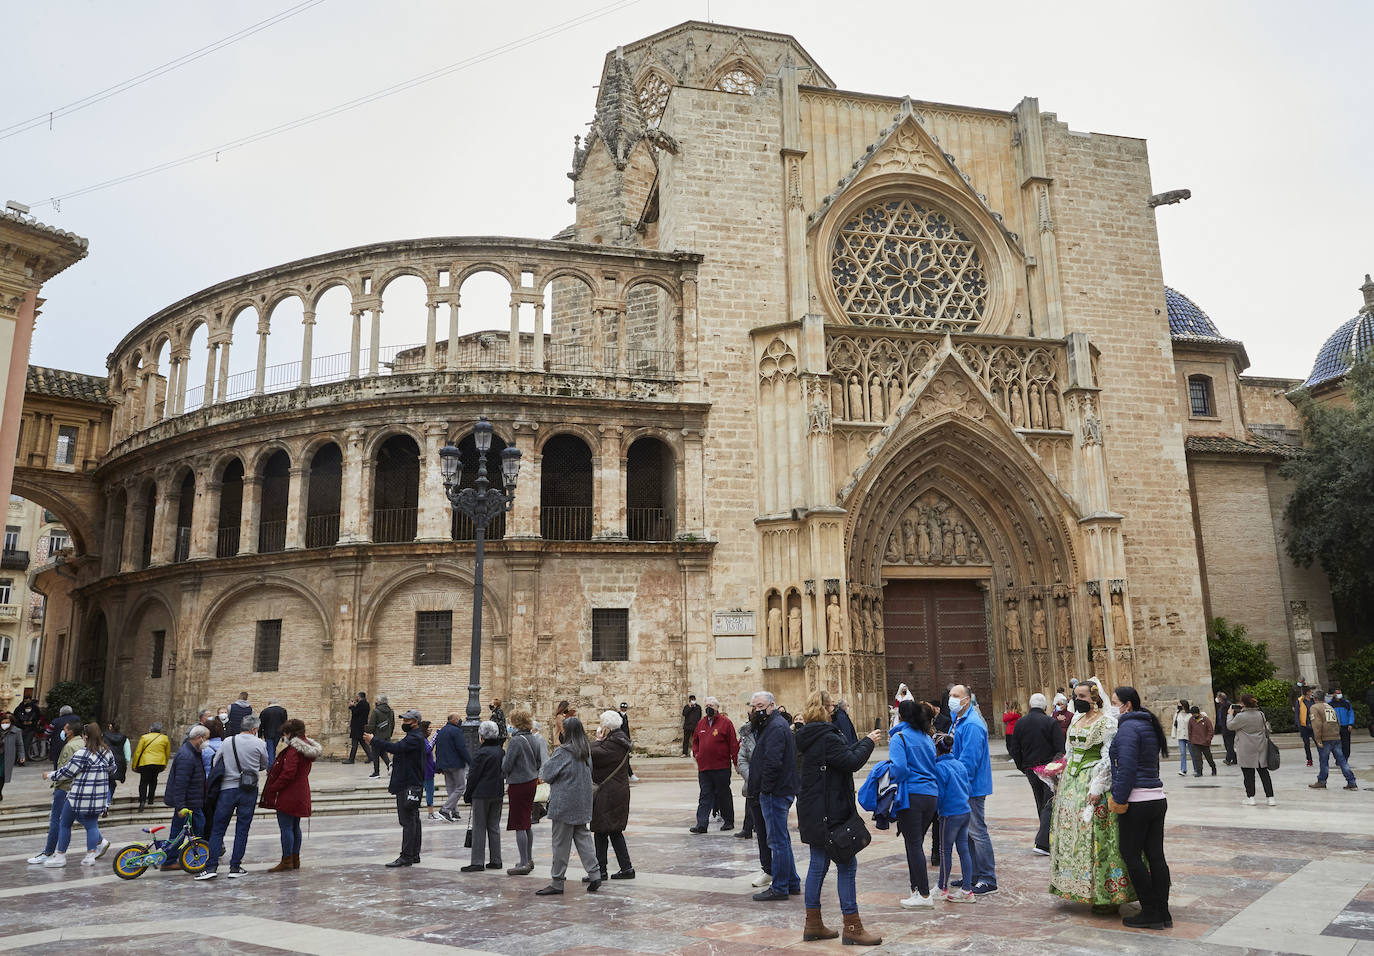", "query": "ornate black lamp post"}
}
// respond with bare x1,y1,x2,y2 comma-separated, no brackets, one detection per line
439,417,521,749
